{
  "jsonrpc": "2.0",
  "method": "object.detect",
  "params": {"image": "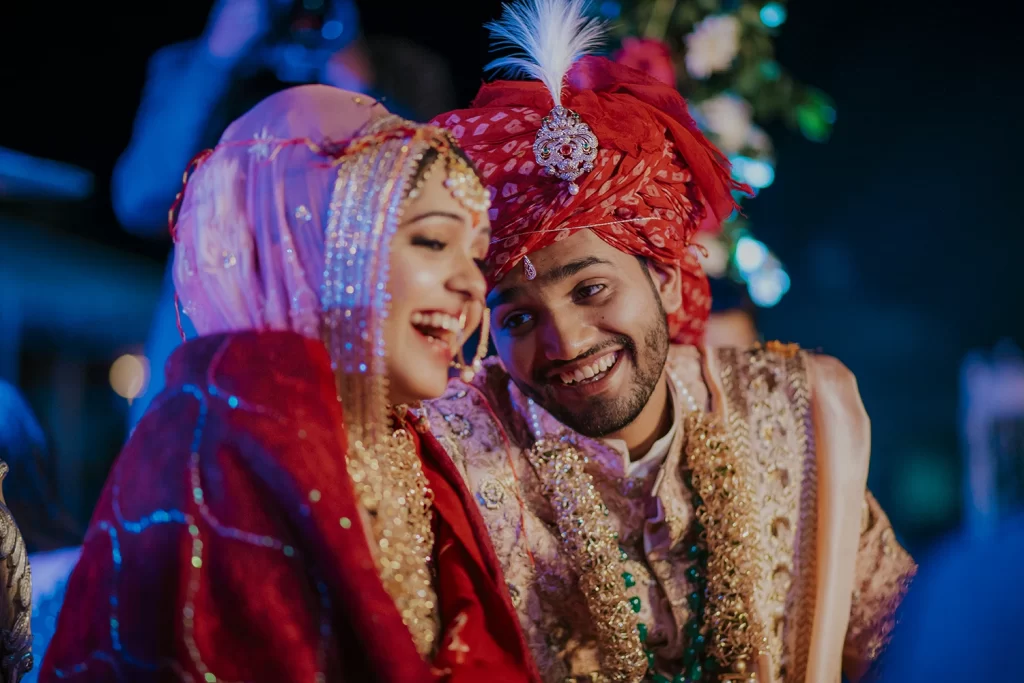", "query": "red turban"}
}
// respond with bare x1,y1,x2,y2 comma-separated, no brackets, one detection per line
431,56,748,345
